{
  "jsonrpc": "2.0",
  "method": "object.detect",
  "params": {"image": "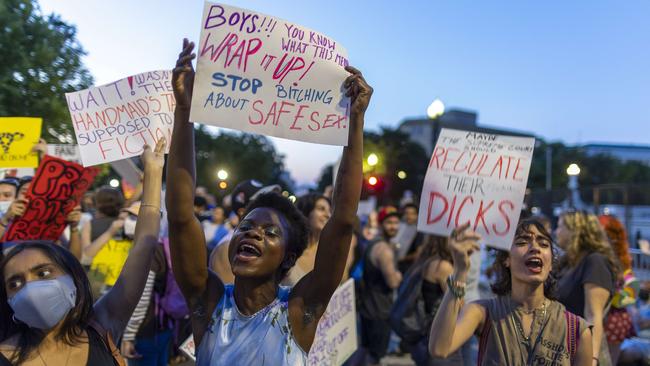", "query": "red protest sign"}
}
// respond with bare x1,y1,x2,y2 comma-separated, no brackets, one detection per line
2,155,99,242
